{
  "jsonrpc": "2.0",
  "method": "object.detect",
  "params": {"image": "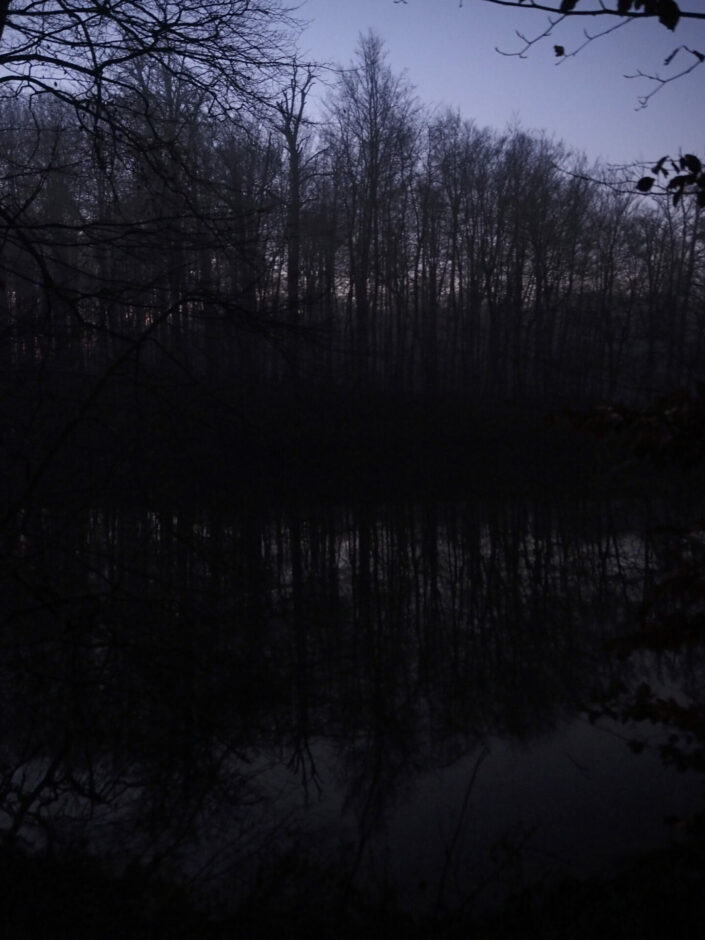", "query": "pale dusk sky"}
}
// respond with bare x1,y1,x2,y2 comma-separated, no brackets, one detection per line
297,0,704,166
